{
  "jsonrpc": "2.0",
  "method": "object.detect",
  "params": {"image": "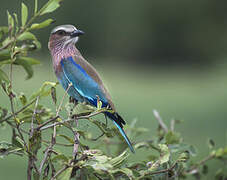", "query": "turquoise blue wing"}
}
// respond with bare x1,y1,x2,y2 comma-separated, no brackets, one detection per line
60,56,108,106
